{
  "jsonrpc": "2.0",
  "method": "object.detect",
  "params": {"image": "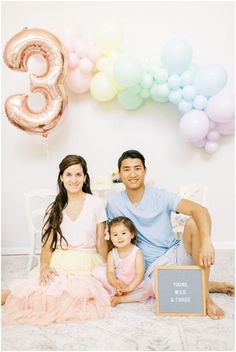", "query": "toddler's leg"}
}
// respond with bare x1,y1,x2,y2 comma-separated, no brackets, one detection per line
1,289,10,305
111,278,154,306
